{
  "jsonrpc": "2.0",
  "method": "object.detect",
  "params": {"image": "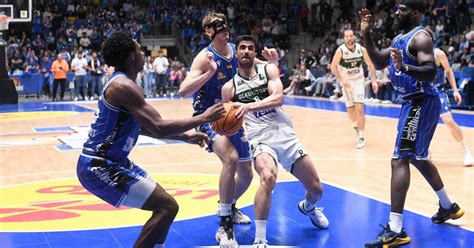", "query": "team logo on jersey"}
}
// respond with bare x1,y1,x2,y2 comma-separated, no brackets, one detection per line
237,80,245,86
259,73,265,80
226,63,233,69
0,174,258,231
217,71,226,80
216,60,221,66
